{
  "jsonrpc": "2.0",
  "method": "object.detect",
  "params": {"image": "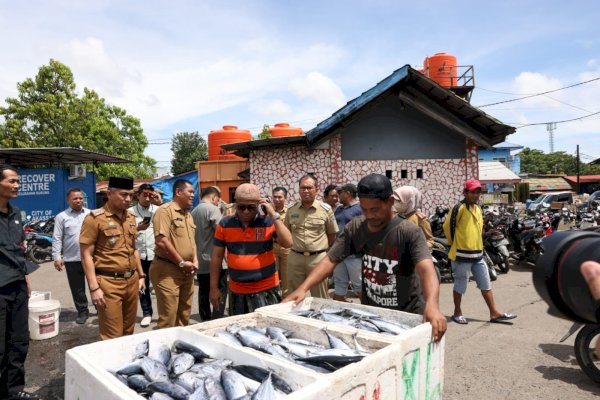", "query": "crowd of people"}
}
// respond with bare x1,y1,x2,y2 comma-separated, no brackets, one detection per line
4,161,600,398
